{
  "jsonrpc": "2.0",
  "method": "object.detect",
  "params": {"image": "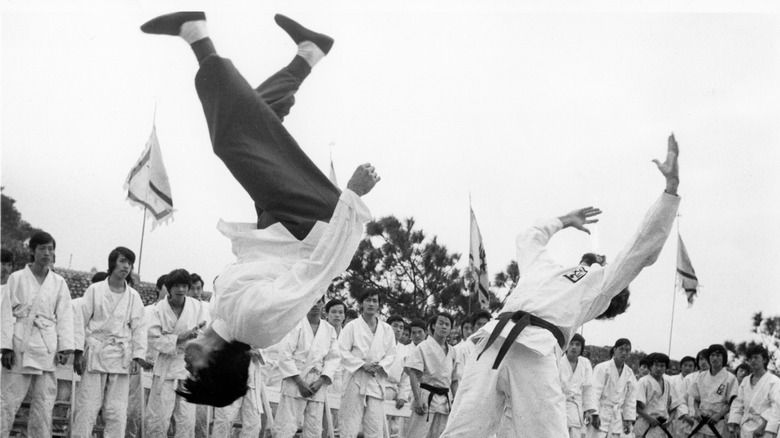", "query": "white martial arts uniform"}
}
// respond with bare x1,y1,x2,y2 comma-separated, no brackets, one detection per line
634,374,680,438
144,296,209,438
442,193,679,438
0,266,75,437
72,280,147,438
212,353,264,438
668,373,692,438
210,190,370,349
405,337,461,438
126,302,160,438
386,342,412,438
339,317,398,438
688,368,738,437
274,317,341,438
727,372,780,438
559,355,594,438
586,359,637,438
